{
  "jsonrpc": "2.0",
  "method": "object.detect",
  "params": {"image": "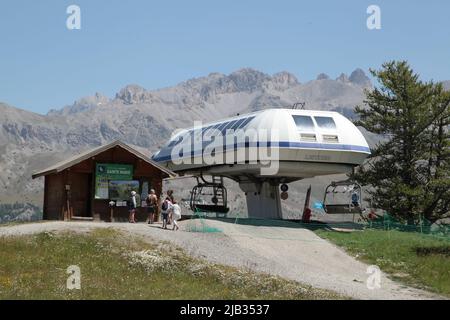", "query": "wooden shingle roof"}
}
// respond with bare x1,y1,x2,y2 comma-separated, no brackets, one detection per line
32,140,176,179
